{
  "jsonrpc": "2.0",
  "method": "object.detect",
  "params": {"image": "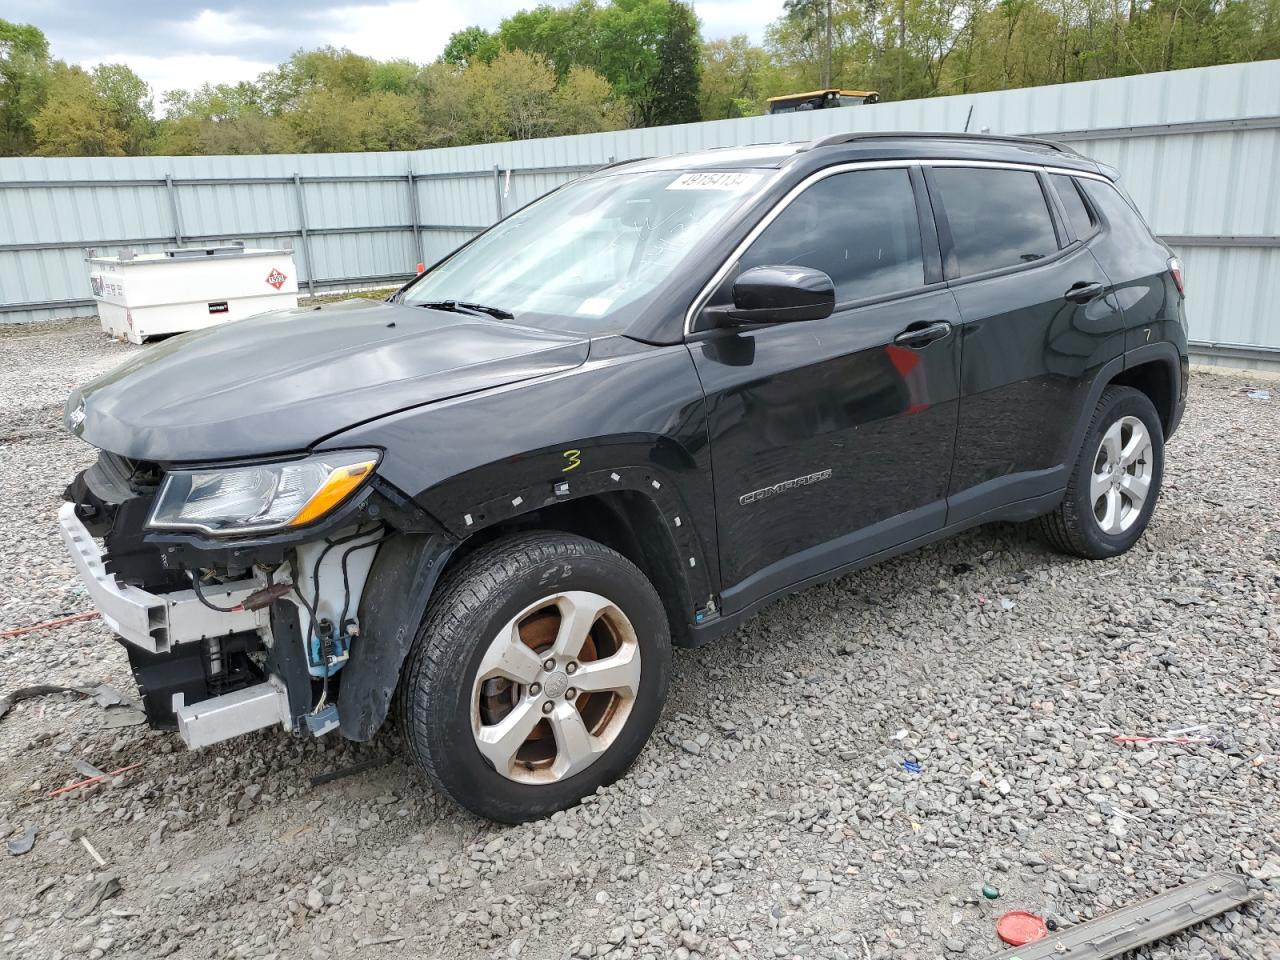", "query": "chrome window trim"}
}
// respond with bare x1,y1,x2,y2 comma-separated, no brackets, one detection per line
925,158,1110,182
682,157,1110,336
